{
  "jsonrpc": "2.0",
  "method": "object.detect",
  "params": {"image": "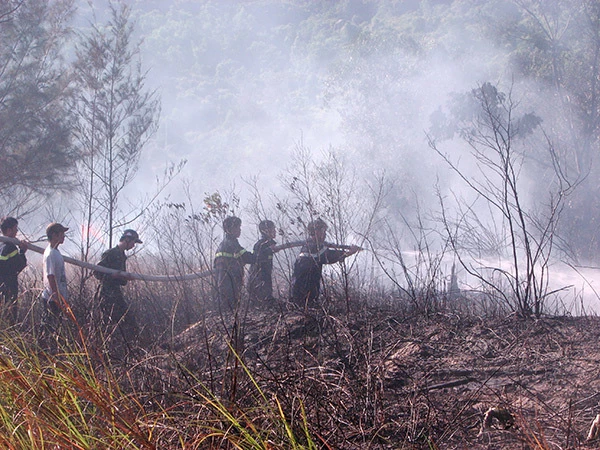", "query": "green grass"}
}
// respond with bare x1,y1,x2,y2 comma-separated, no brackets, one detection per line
0,330,319,449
